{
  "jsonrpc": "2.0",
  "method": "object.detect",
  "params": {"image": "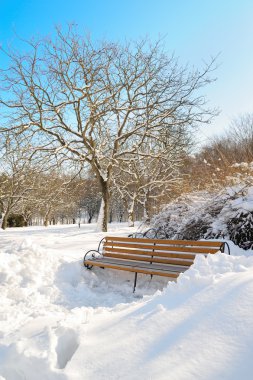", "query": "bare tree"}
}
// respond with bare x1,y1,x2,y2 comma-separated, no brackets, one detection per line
77,177,101,223
227,113,253,161
113,141,184,226
183,113,253,192
0,26,217,231
0,133,41,229
109,191,126,223
32,171,81,226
